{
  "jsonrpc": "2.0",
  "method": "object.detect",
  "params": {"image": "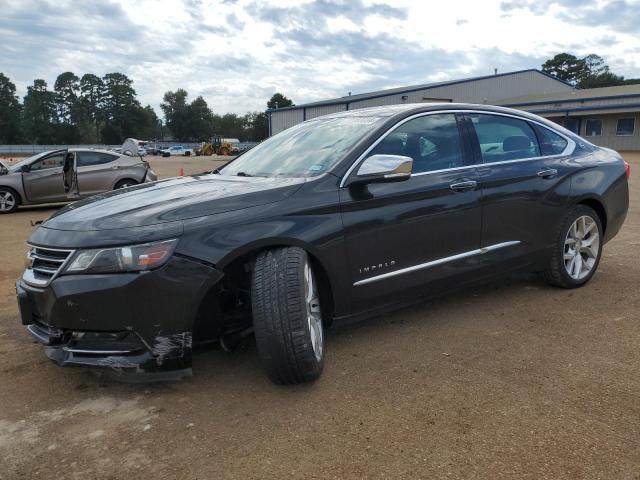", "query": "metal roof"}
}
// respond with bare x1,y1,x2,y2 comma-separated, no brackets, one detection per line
499,84,640,107
270,69,570,112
